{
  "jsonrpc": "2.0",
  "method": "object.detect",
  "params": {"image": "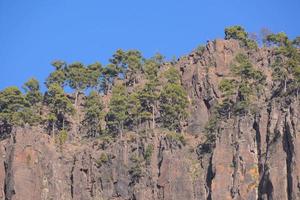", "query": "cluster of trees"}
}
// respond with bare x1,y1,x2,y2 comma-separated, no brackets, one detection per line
265,32,300,95
0,50,188,139
0,79,42,135
203,26,300,147
203,52,267,145
218,53,266,117
106,65,188,137
224,25,300,96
